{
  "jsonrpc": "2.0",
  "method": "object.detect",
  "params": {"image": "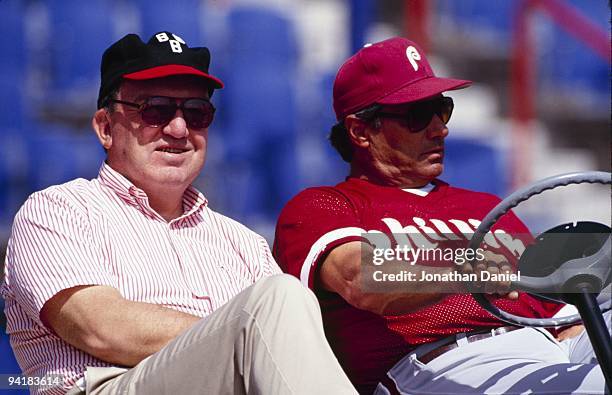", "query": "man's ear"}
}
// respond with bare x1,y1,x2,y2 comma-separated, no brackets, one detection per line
92,109,112,150
344,115,370,149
